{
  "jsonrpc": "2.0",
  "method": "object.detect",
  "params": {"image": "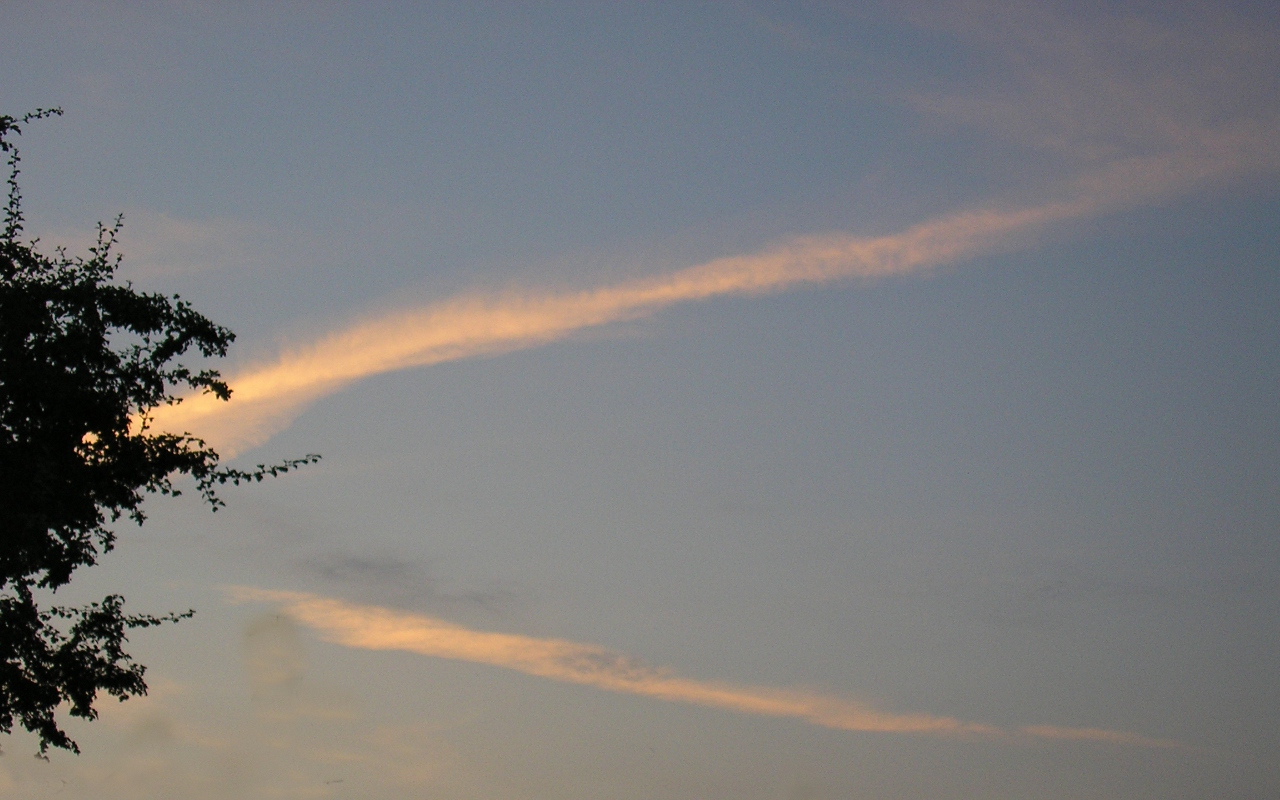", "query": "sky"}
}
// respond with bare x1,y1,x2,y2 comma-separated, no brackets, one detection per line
2,1,1279,798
